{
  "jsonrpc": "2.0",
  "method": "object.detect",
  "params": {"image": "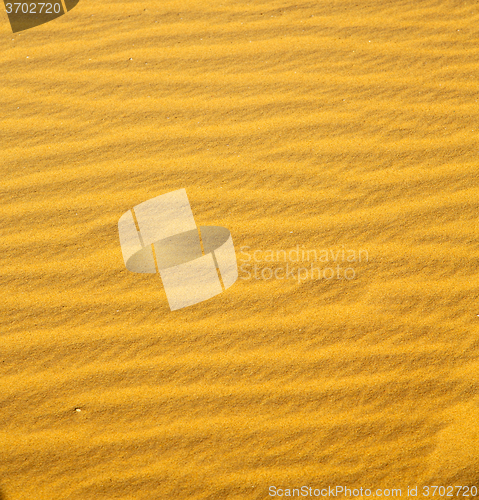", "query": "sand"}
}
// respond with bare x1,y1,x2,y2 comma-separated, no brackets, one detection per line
1,0,479,498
